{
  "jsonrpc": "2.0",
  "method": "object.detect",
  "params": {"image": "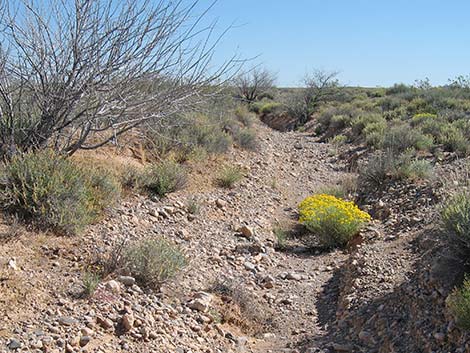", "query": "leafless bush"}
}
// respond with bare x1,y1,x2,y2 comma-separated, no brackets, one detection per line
0,0,240,158
234,68,276,103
